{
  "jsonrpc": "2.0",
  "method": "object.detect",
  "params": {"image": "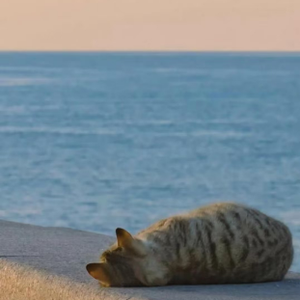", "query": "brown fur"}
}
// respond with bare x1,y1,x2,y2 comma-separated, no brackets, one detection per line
86,202,293,287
